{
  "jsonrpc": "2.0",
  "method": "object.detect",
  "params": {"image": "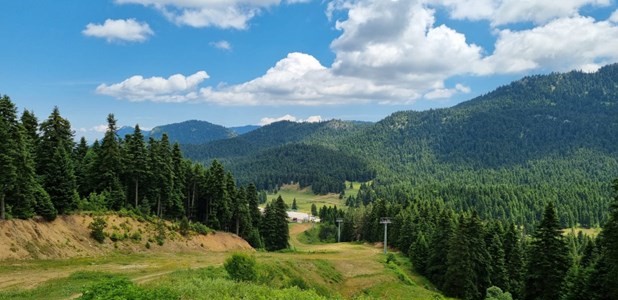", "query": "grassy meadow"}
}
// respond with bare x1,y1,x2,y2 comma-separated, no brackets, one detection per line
267,181,363,213
0,221,451,300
